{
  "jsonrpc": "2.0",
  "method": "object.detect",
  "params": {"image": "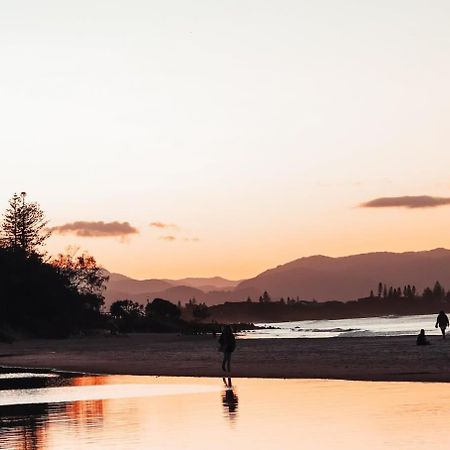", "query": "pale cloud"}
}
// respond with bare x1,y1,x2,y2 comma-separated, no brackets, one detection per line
159,235,176,241
360,196,450,209
49,221,138,237
150,222,179,230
